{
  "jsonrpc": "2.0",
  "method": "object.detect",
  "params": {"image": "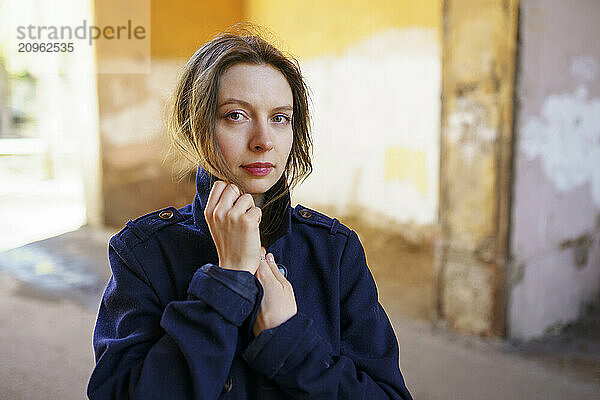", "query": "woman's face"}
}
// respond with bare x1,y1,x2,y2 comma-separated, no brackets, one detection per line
215,63,294,198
